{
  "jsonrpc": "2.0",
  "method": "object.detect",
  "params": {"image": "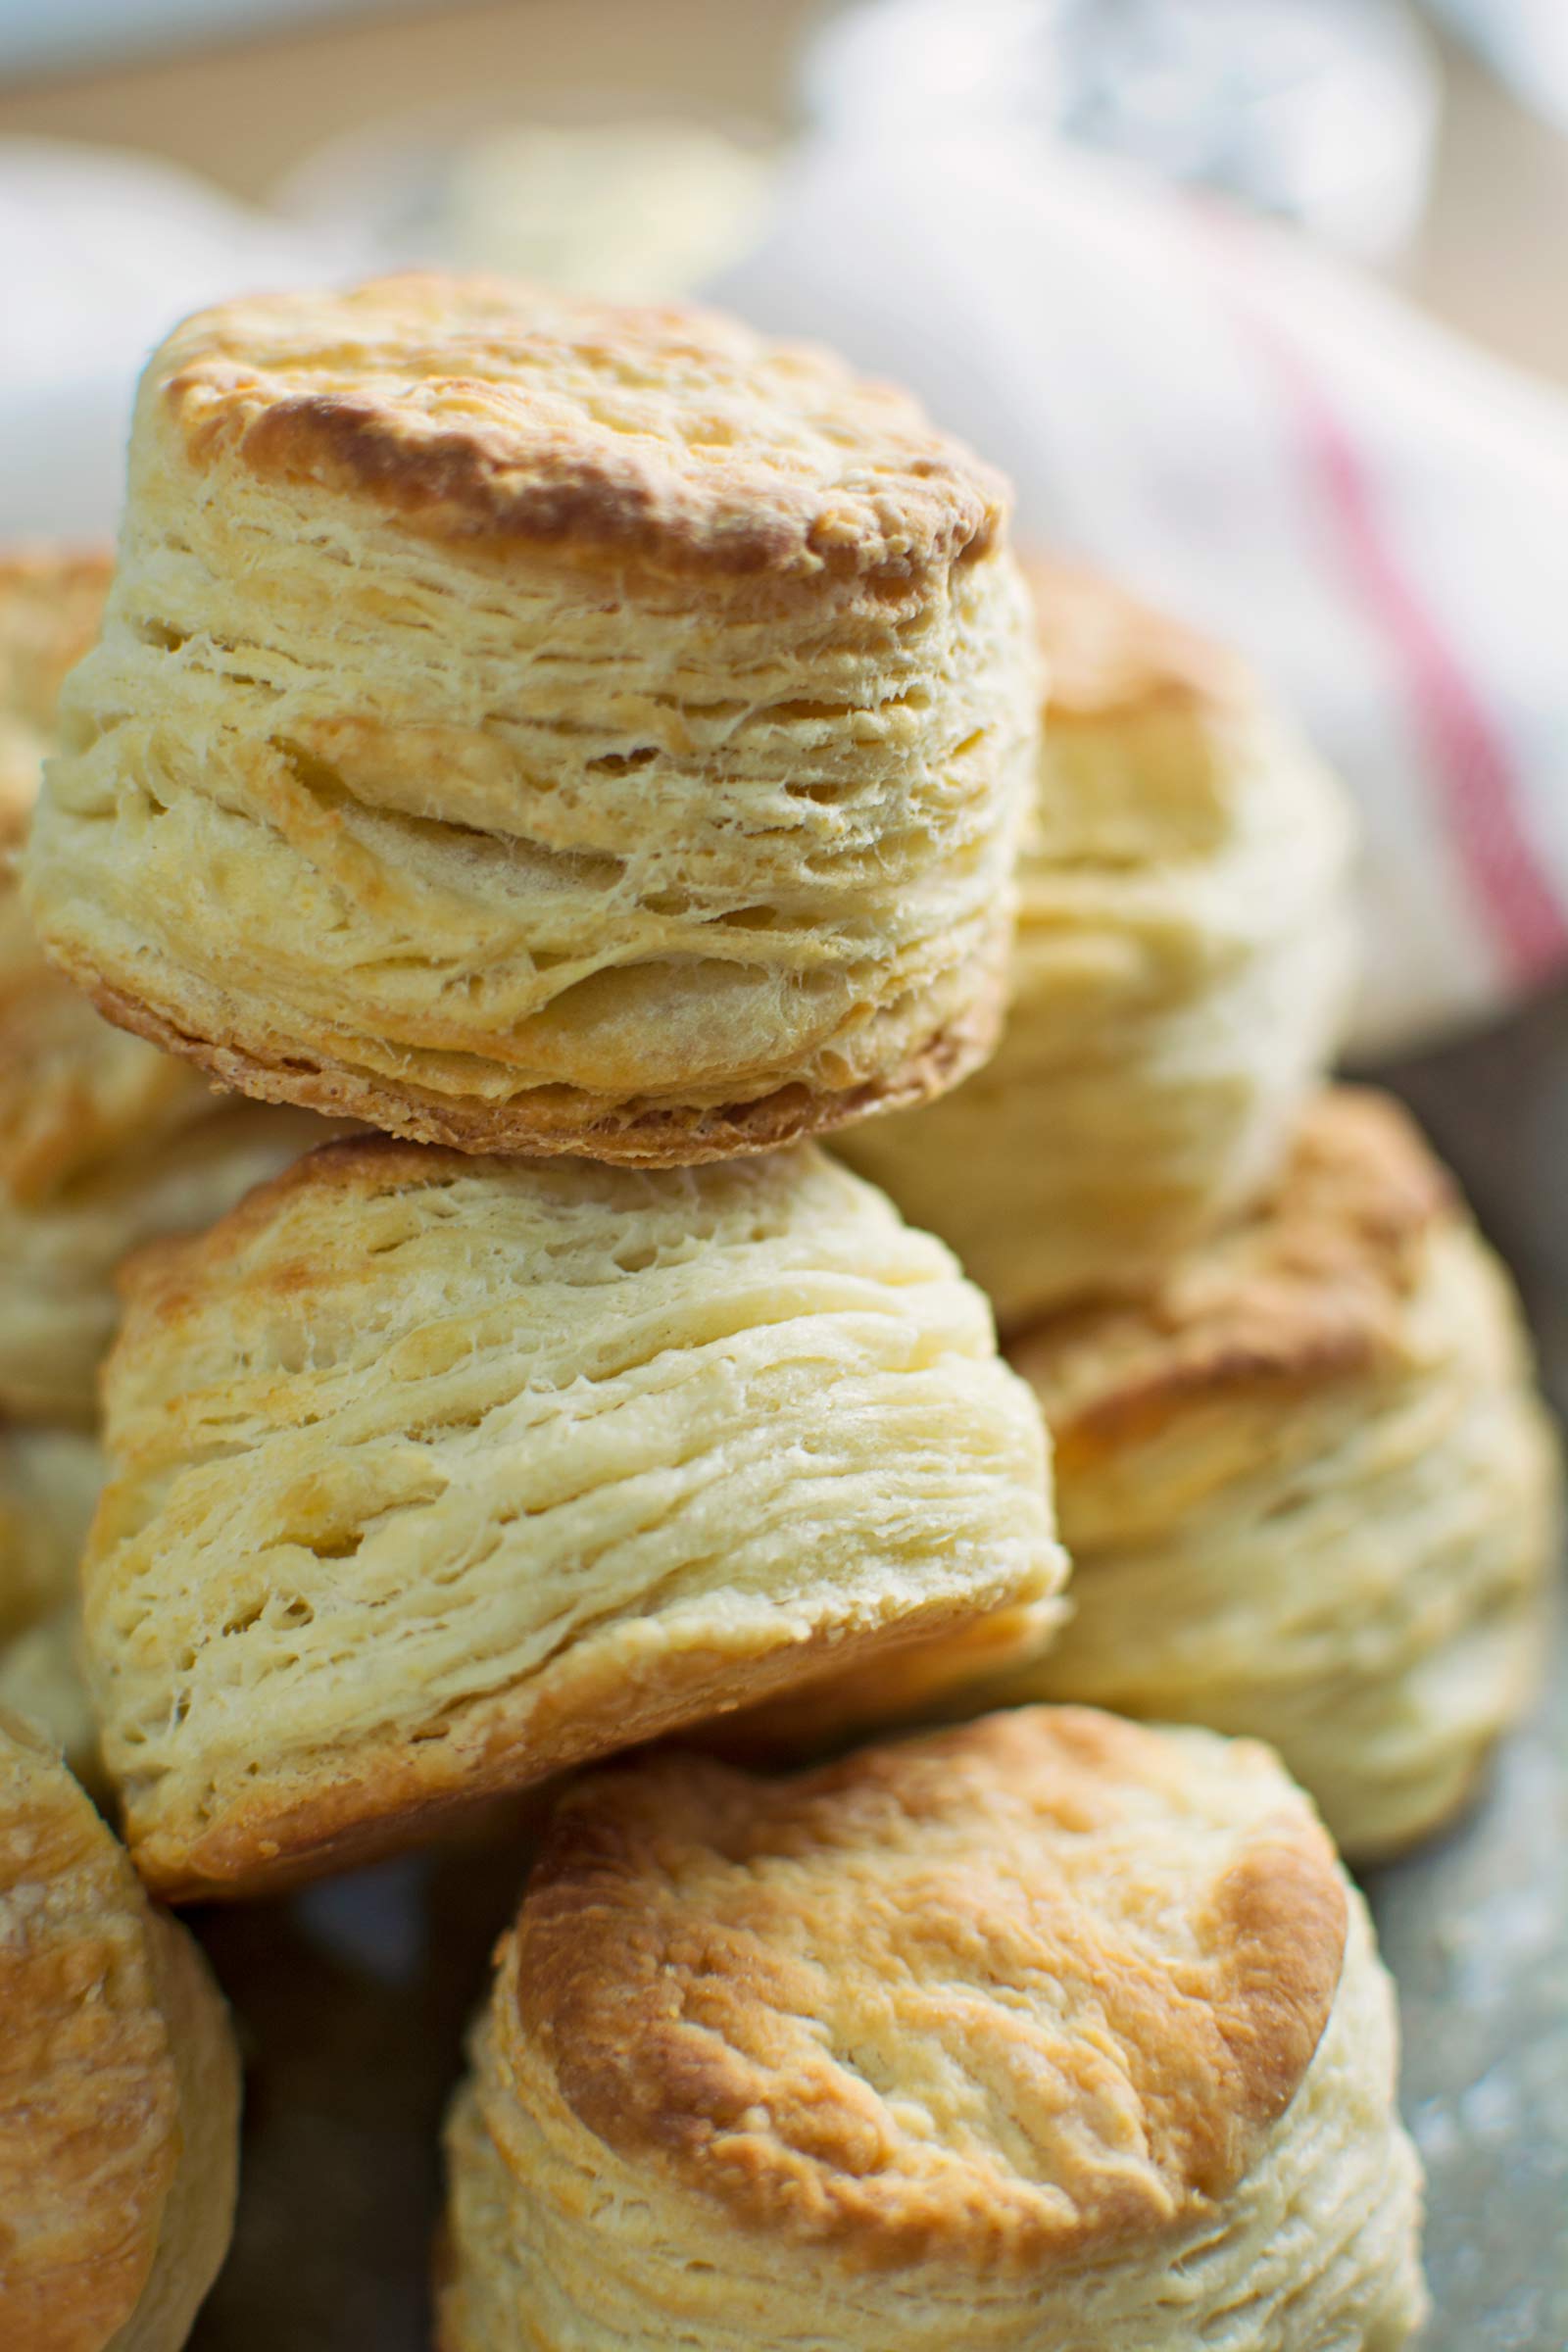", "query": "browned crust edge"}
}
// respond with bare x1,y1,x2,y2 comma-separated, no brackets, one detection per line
162,275,1009,581
75,967,1005,1167
695,1593,1068,1766
122,1577,1029,1905
503,1708,1348,2262
1011,1090,1459,1464
222,388,1007,581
